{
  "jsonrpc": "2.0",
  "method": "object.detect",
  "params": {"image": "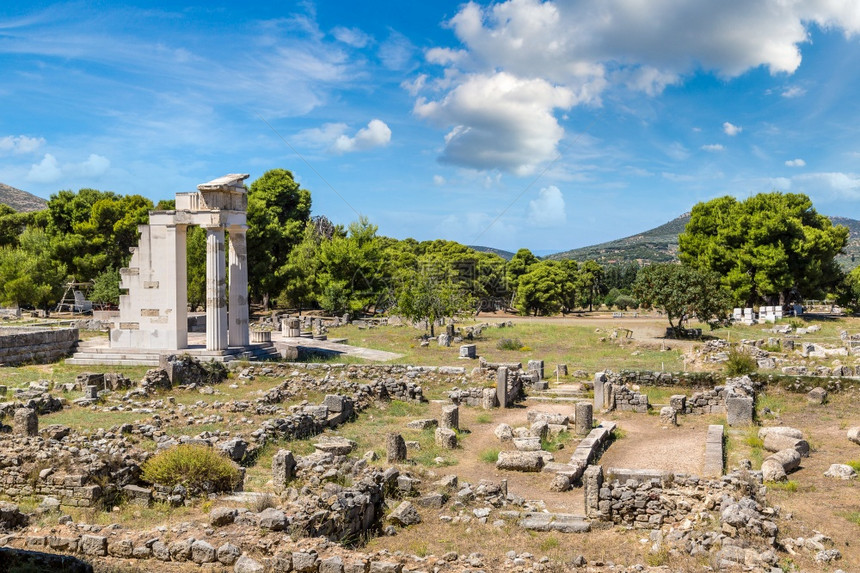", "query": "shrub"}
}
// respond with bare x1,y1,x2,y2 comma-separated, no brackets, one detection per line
725,348,757,376
141,444,240,494
479,448,500,463
847,460,860,473
496,338,524,351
